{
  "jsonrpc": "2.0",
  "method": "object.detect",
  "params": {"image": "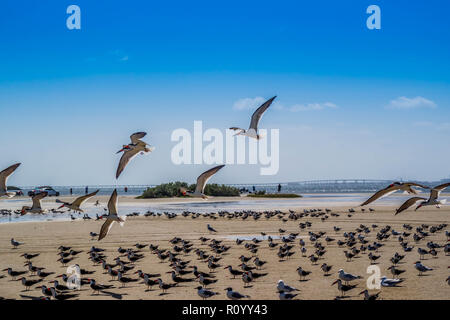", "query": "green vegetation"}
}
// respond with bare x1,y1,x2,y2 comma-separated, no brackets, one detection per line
137,182,240,198
6,186,21,191
247,190,301,198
